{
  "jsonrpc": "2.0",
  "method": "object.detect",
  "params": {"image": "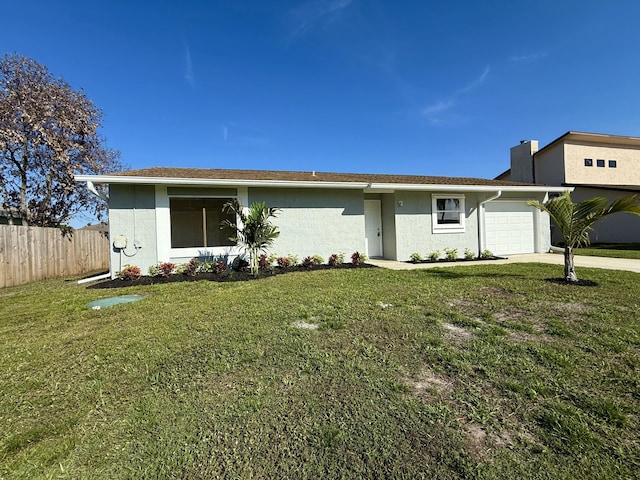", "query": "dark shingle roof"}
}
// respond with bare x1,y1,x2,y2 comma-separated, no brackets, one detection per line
78,222,109,232
111,167,540,187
